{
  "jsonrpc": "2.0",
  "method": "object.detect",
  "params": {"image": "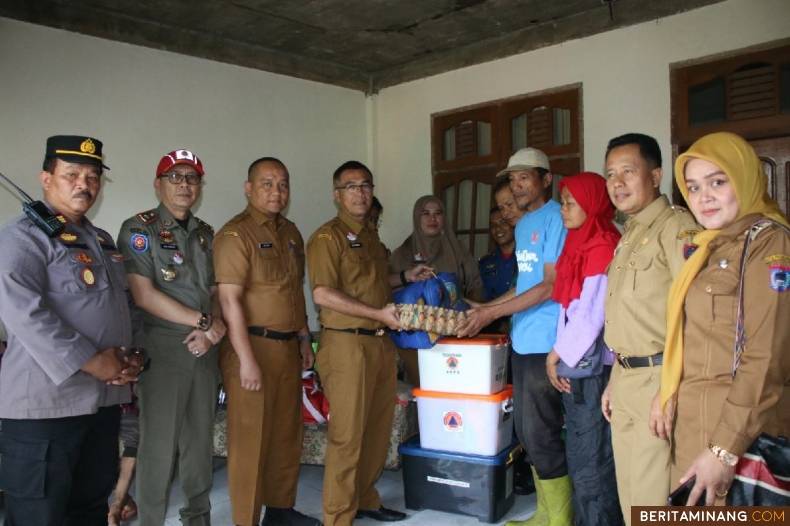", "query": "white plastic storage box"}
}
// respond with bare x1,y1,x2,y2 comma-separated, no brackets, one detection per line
413,386,514,456
418,335,509,395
